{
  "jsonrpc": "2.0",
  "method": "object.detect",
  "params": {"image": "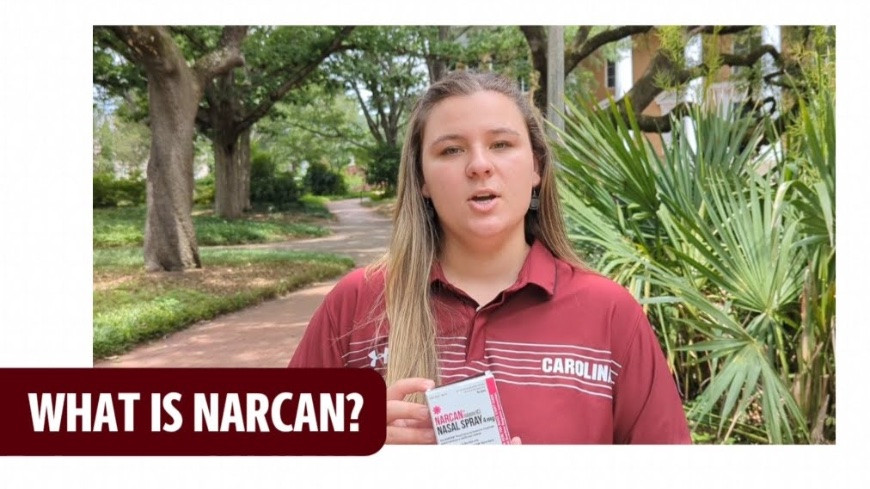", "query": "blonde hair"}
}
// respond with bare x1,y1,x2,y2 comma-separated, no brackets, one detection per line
370,71,584,394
